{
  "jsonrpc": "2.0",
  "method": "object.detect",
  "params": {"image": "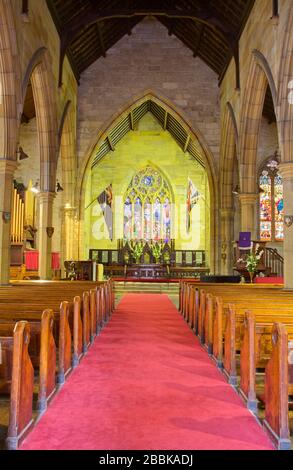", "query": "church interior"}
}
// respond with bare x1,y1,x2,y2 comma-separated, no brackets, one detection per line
0,0,293,452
